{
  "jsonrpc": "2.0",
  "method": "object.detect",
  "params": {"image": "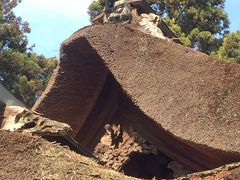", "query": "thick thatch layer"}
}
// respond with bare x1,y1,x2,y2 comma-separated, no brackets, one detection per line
33,24,240,171
0,130,135,180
